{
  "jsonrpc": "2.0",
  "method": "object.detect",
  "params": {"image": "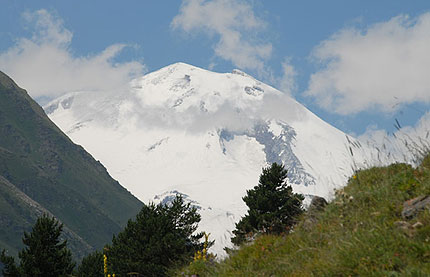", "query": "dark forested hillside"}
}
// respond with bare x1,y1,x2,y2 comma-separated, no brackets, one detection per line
0,71,143,260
